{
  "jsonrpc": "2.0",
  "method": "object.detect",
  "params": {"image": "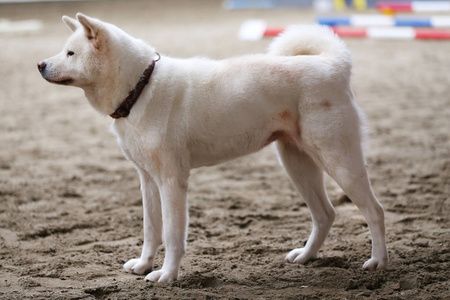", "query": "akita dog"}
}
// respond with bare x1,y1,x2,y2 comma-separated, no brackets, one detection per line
38,13,388,283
